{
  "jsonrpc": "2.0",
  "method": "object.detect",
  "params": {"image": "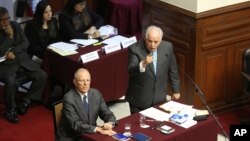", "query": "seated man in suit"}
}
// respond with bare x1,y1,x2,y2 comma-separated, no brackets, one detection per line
0,7,47,123
57,68,117,141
